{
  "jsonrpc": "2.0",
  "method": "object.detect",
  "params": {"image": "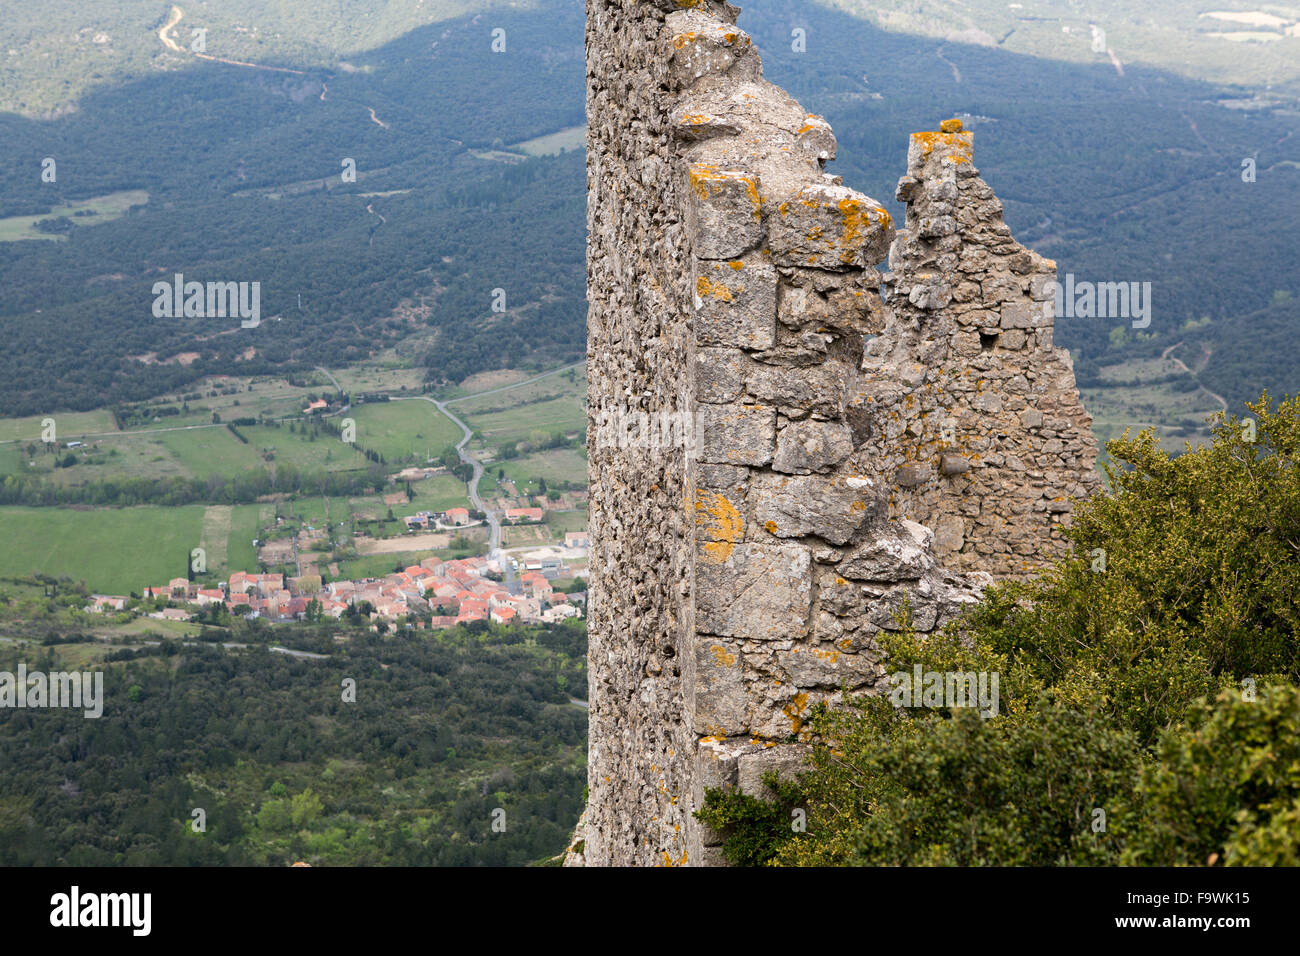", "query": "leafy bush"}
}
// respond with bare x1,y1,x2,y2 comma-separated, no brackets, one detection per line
697,395,1300,866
